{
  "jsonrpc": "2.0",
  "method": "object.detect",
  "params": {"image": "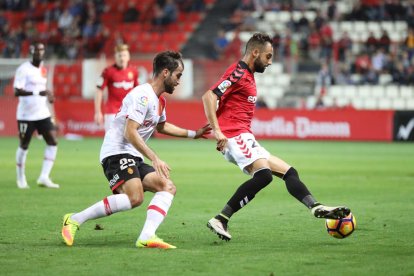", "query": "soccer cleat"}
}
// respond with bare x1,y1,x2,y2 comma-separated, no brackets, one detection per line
311,204,351,219
136,235,176,249
61,213,80,246
37,177,60,188
207,217,232,241
17,178,29,189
